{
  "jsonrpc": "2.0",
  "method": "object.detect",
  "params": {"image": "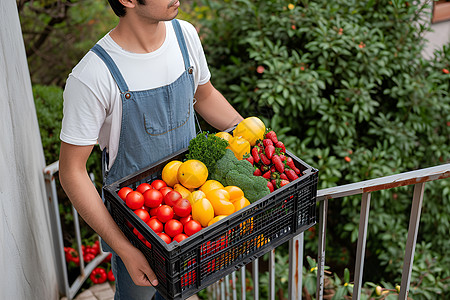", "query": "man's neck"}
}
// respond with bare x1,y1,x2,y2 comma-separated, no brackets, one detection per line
109,17,166,54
